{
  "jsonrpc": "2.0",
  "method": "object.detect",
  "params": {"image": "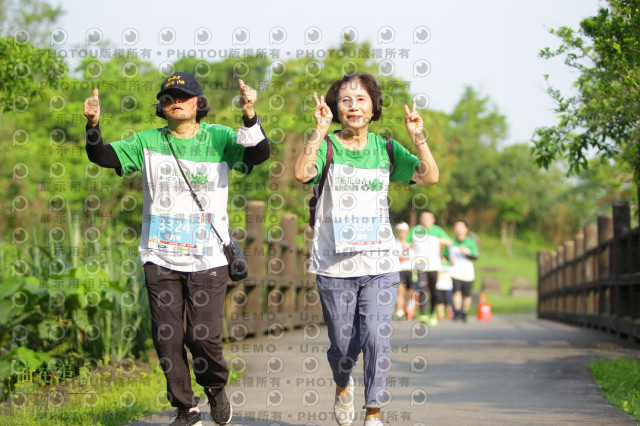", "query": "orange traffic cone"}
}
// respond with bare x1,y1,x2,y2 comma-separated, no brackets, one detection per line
477,293,493,322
